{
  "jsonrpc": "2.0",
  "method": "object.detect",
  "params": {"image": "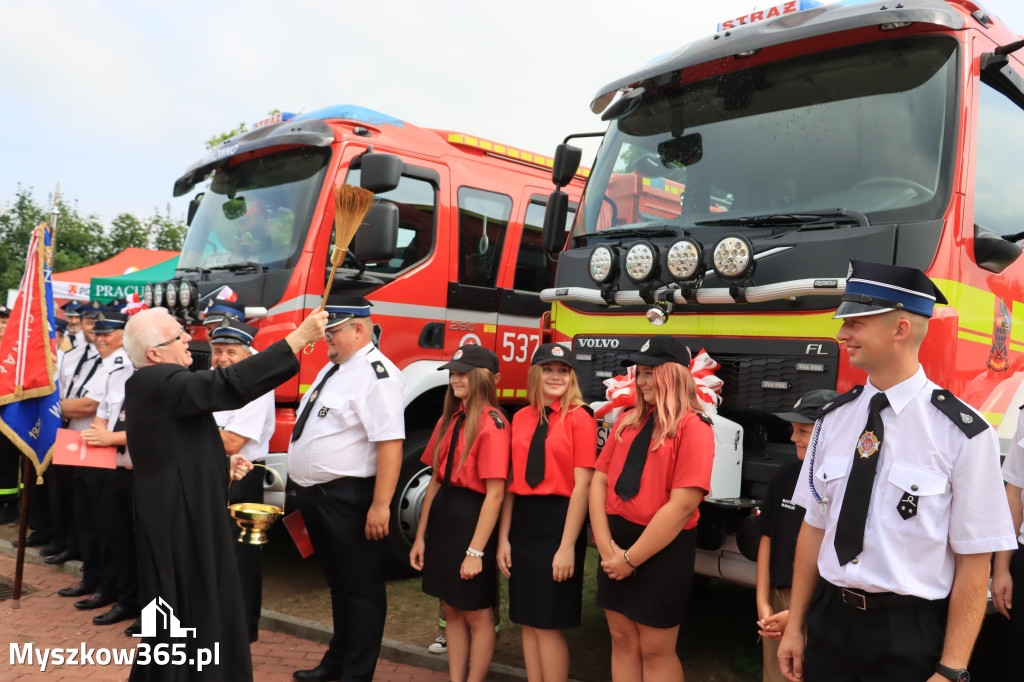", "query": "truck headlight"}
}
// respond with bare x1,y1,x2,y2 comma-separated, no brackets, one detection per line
589,245,618,285
712,234,755,281
624,241,658,283
142,283,154,307
152,282,164,307
164,281,178,309
178,281,194,309
665,238,702,282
